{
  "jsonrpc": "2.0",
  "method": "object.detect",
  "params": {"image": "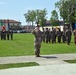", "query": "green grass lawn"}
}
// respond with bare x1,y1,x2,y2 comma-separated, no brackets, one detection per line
0,62,39,70
0,33,76,57
64,60,76,63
